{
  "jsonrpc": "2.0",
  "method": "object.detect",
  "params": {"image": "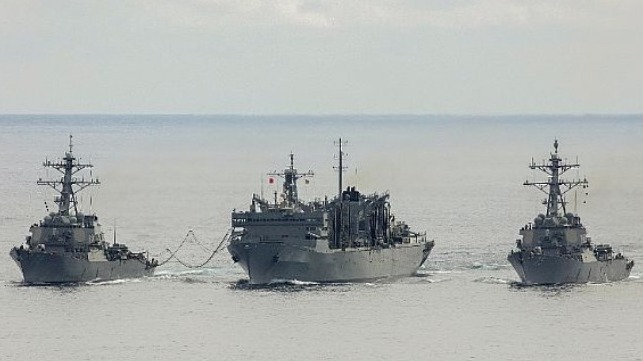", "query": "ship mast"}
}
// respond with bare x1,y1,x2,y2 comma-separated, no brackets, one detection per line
334,138,348,199
268,153,313,207
37,135,100,216
524,140,588,217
